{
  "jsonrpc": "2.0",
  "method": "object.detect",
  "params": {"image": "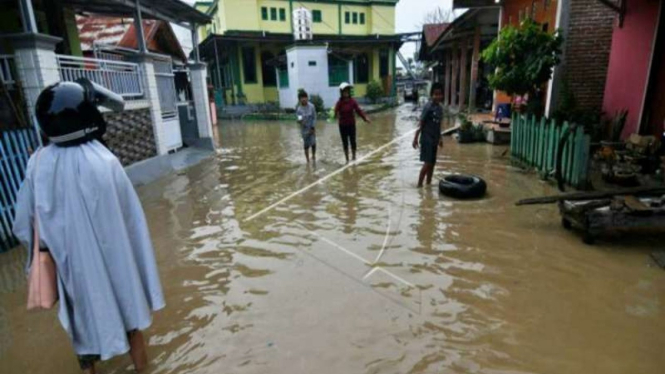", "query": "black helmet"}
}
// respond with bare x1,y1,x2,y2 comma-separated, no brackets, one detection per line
35,78,125,147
